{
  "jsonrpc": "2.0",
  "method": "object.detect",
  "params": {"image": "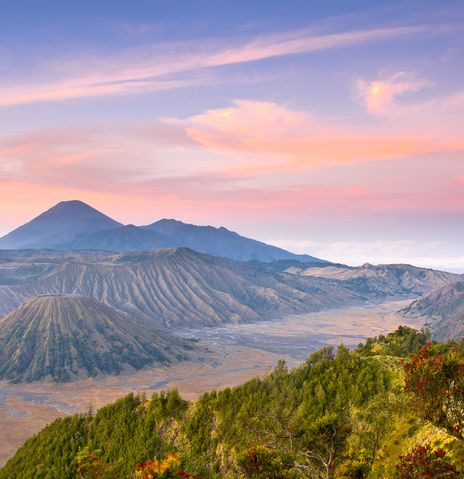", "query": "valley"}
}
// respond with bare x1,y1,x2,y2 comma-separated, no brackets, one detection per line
0,200,461,474
0,299,423,466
